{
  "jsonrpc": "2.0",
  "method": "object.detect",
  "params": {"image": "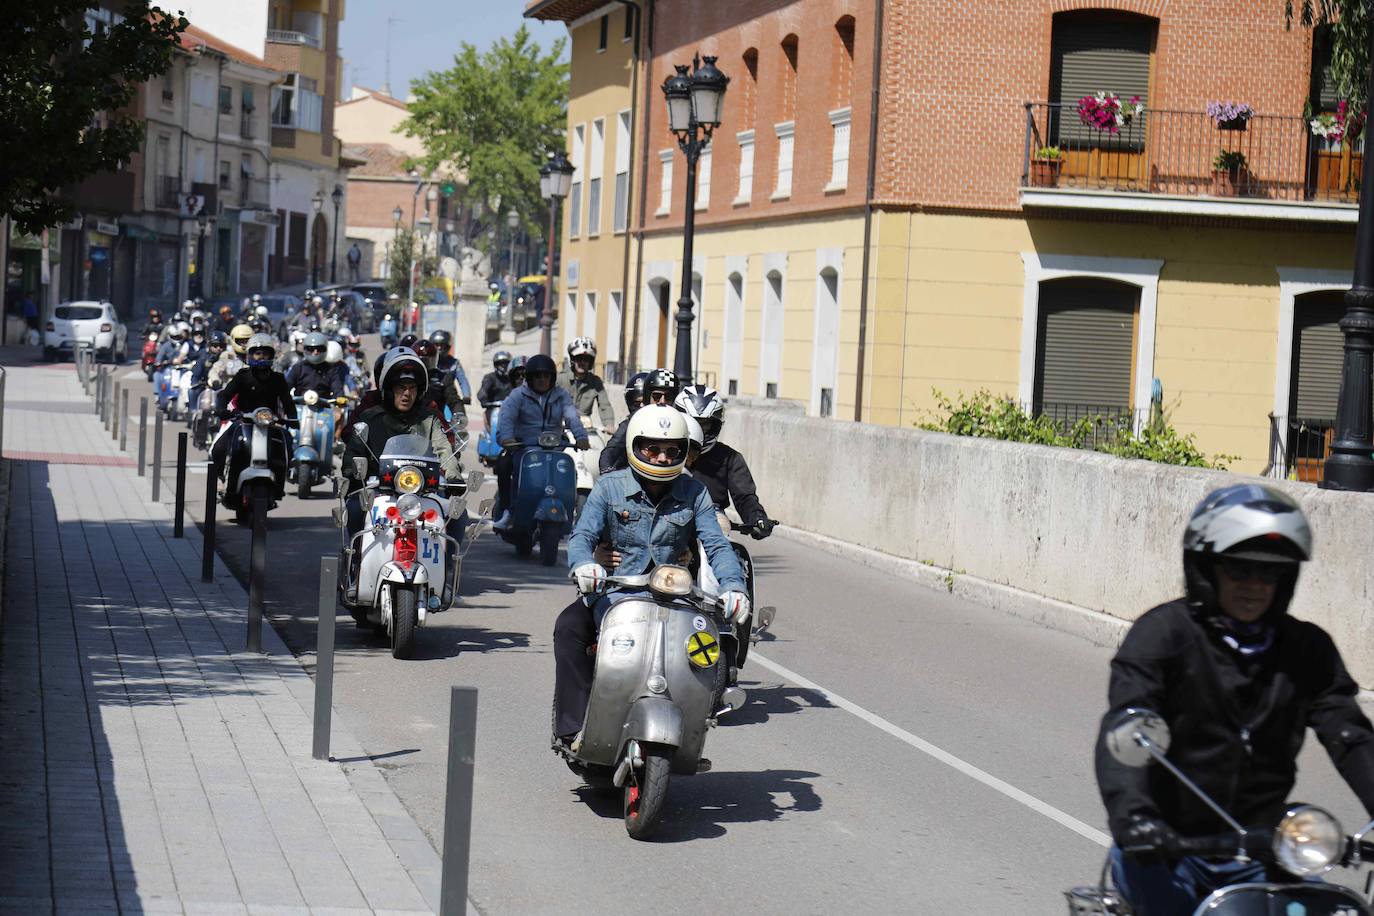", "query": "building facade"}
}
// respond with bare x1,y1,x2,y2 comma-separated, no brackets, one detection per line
535,0,1363,477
